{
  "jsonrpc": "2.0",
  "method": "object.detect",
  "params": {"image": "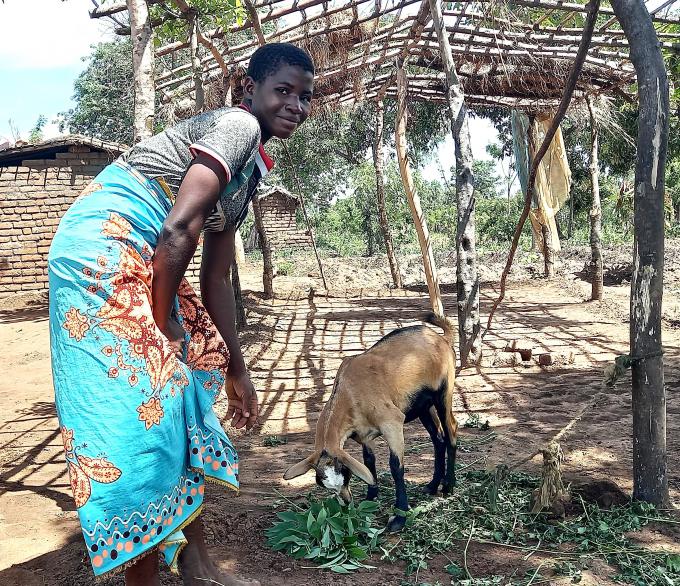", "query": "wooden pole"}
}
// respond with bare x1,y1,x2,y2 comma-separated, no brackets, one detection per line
188,10,205,113
127,0,155,142
543,224,555,277
234,231,246,266
428,0,481,365
373,100,403,289
395,60,444,318
587,96,604,301
486,0,601,333
231,261,247,330
611,0,669,507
